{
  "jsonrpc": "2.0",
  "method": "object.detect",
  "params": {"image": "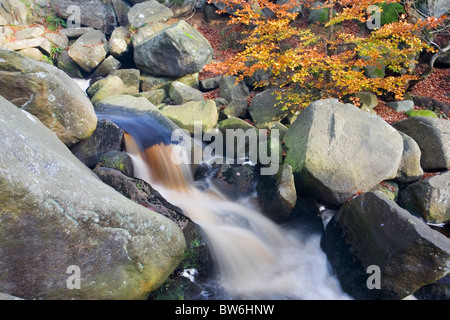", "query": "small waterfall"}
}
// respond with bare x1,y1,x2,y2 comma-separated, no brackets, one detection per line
108,113,350,300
